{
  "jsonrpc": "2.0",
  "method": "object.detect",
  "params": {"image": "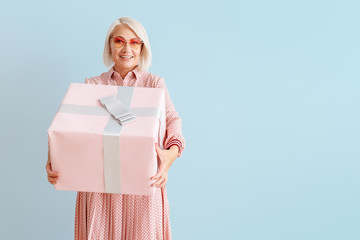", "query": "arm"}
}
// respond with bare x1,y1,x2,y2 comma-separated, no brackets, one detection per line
150,77,186,188
155,77,186,157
